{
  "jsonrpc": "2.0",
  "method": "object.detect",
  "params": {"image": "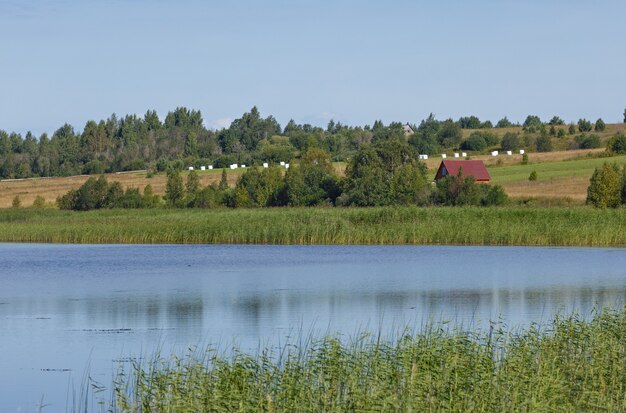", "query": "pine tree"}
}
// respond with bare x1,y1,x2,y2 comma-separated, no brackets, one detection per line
218,169,229,190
